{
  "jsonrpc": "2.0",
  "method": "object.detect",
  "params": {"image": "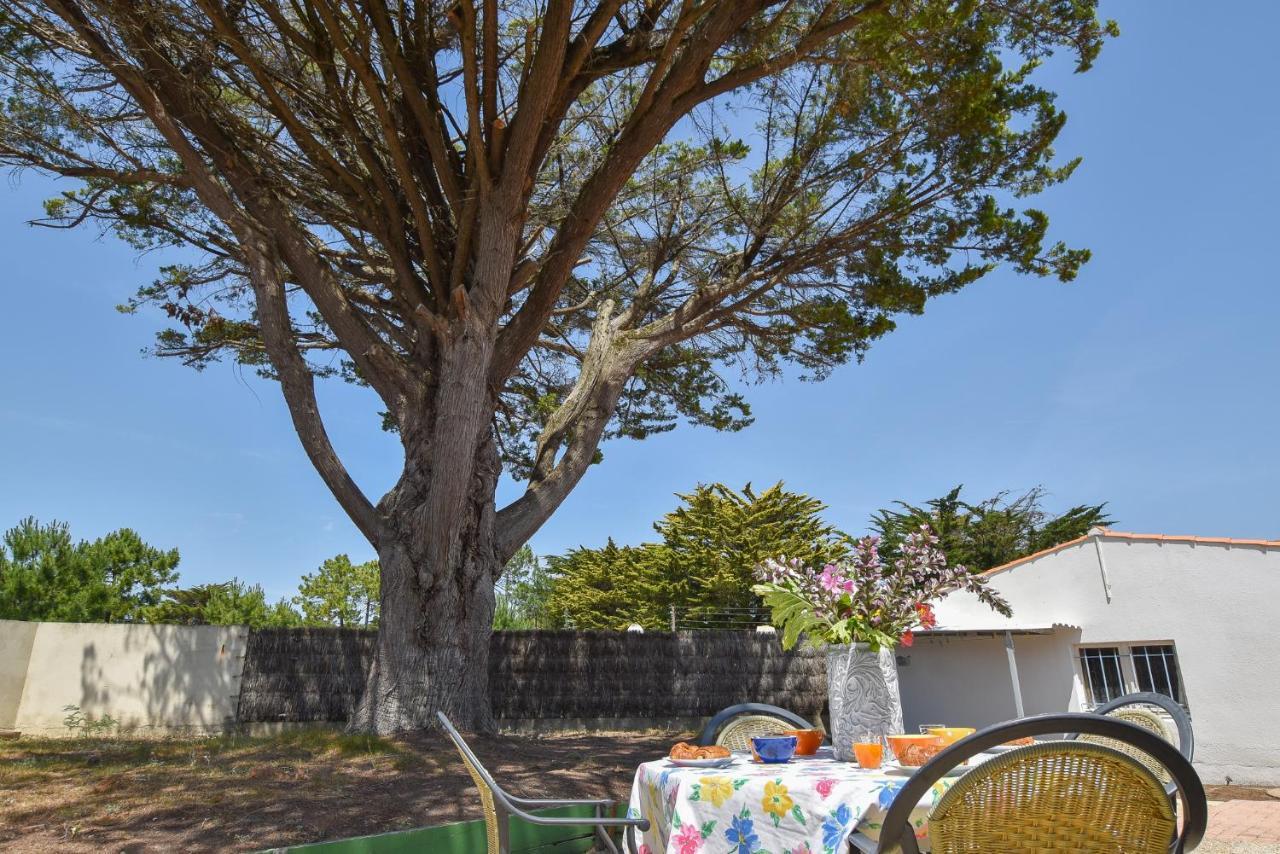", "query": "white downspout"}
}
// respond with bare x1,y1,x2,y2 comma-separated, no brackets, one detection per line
1004,630,1026,718
1090,527,1113,604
